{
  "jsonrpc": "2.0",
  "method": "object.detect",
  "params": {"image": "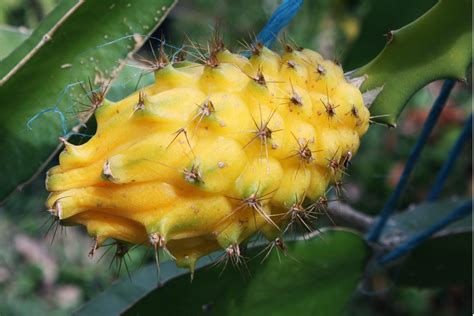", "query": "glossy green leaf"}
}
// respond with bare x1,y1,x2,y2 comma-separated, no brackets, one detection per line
0,25,30,60
122,229,369,316
352,0,472,126
0,0,177,202
380,199,471,287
